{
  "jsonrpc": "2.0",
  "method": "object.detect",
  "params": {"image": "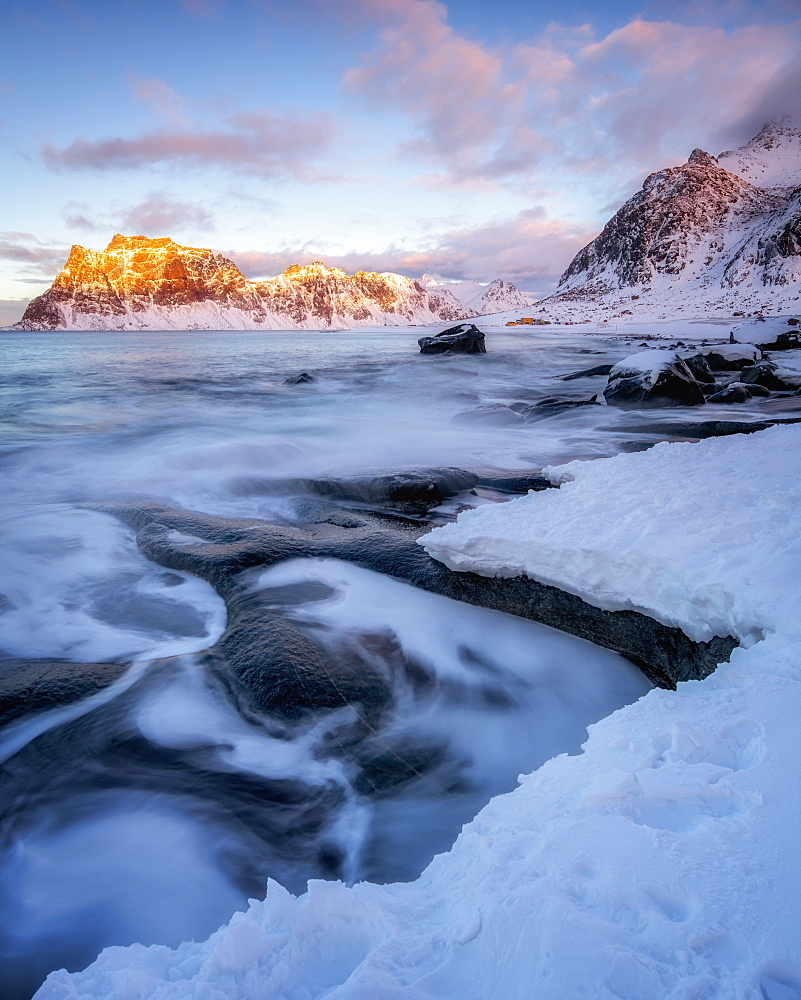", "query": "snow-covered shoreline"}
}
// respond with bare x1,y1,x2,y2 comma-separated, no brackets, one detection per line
37,423,801,999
